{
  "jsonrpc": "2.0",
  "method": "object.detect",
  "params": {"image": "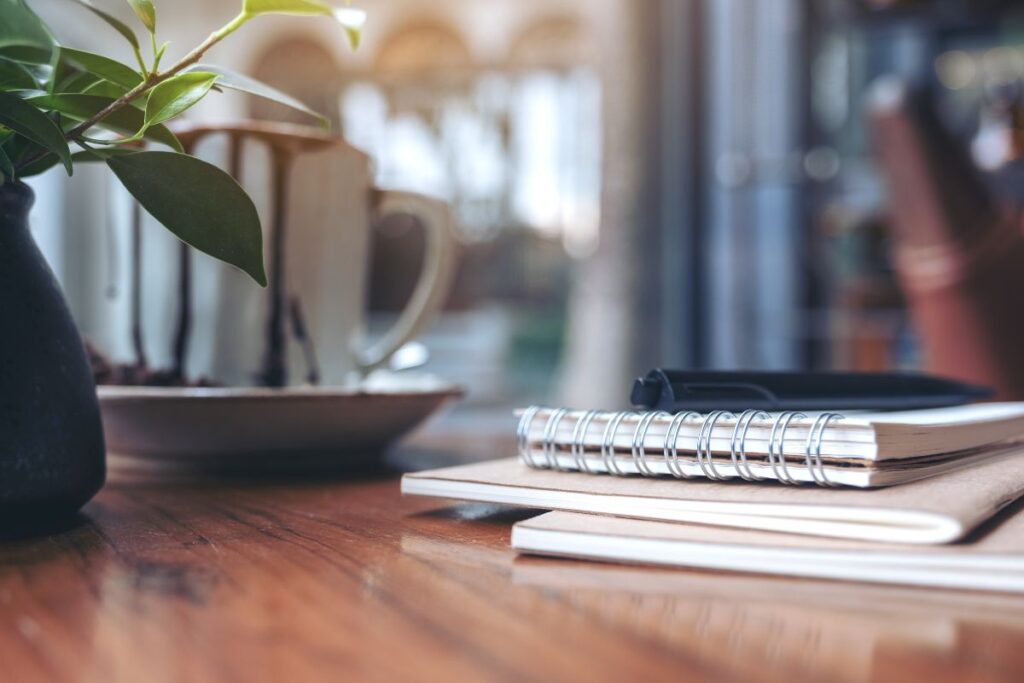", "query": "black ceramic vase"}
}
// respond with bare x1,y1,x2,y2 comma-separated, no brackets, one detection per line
0,181,105,525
